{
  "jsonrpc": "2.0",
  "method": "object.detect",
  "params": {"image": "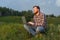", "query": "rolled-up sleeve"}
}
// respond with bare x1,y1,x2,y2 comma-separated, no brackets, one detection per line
39,14,45,26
